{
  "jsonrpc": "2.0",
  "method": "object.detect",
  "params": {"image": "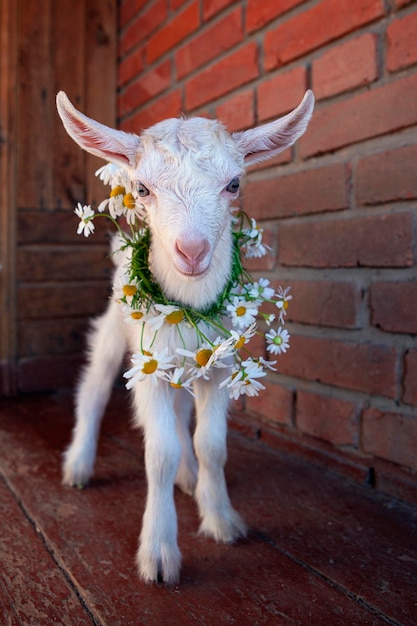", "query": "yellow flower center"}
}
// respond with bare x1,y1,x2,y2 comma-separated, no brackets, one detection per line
130,311,143,320
142,359,158,375
195,349,213,367
165,310,185,325
143,350,152,357
123,284,137,297
110,185,126,197
236,306,246,317
170,381,182,389
235,336,245,350
123,193,136,209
